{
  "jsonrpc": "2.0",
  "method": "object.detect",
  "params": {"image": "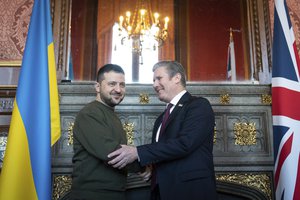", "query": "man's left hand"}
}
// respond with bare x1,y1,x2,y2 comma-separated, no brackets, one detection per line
107,145,138,169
